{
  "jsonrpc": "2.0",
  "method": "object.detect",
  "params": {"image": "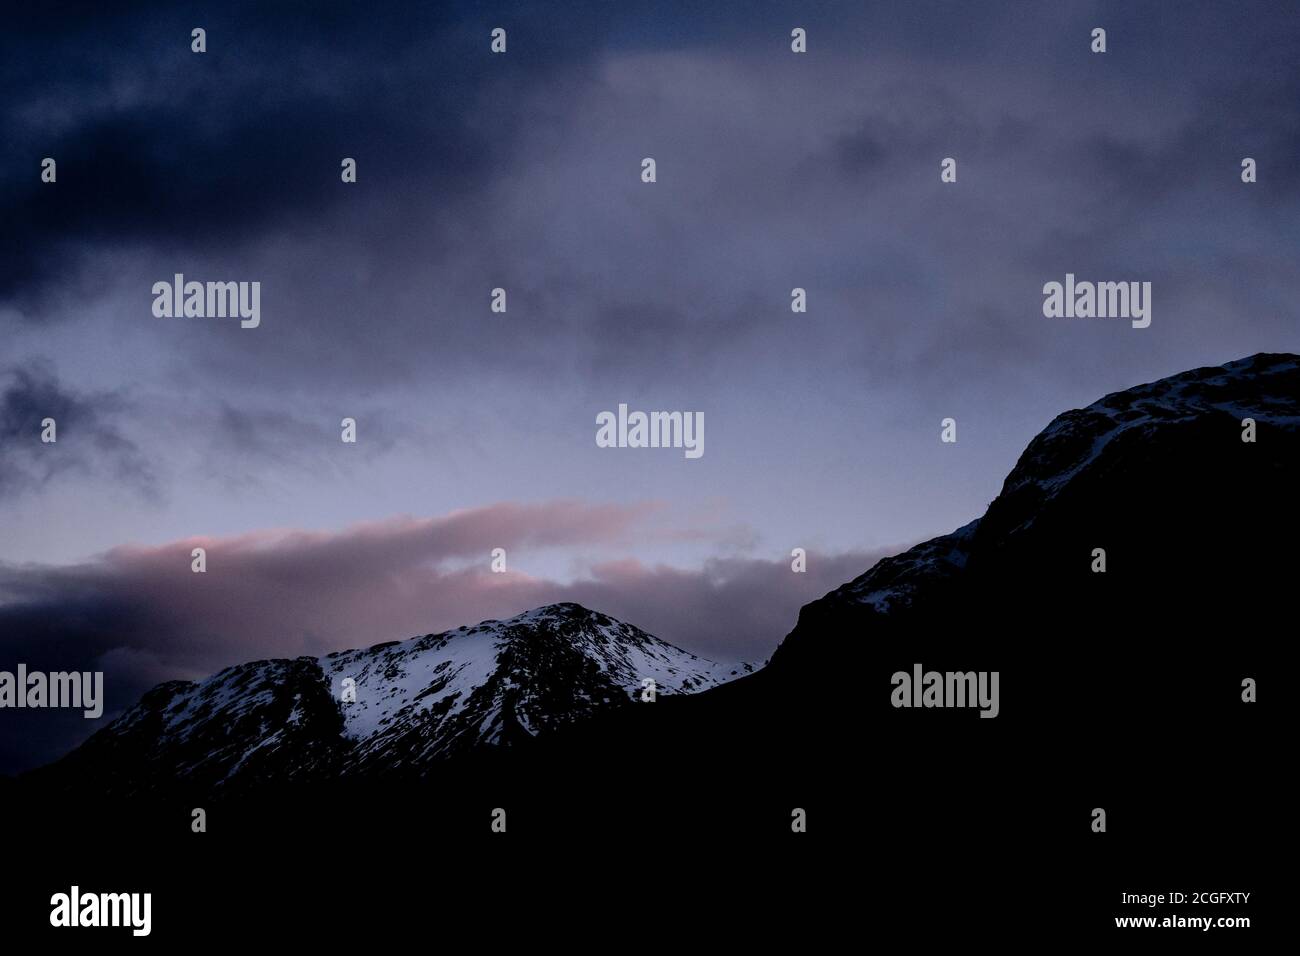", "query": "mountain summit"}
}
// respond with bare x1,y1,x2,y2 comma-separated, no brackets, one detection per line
33,603,752,794
521,352,1292,855
768,351,1298,675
